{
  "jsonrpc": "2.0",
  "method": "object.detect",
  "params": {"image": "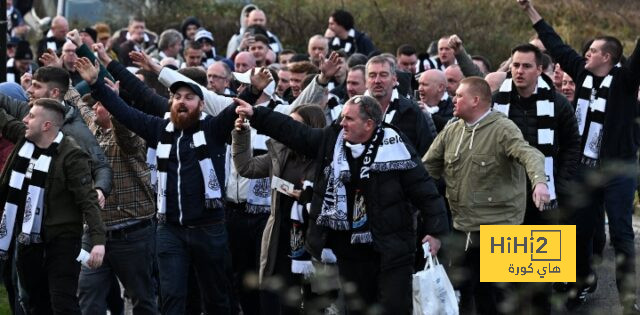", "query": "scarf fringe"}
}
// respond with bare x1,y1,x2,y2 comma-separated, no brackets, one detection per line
370,160,416,172
245,204,270,214
291,260,315,278
17,233,42,245
350,231,372,244
204,198,225,210
315,216,350,231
